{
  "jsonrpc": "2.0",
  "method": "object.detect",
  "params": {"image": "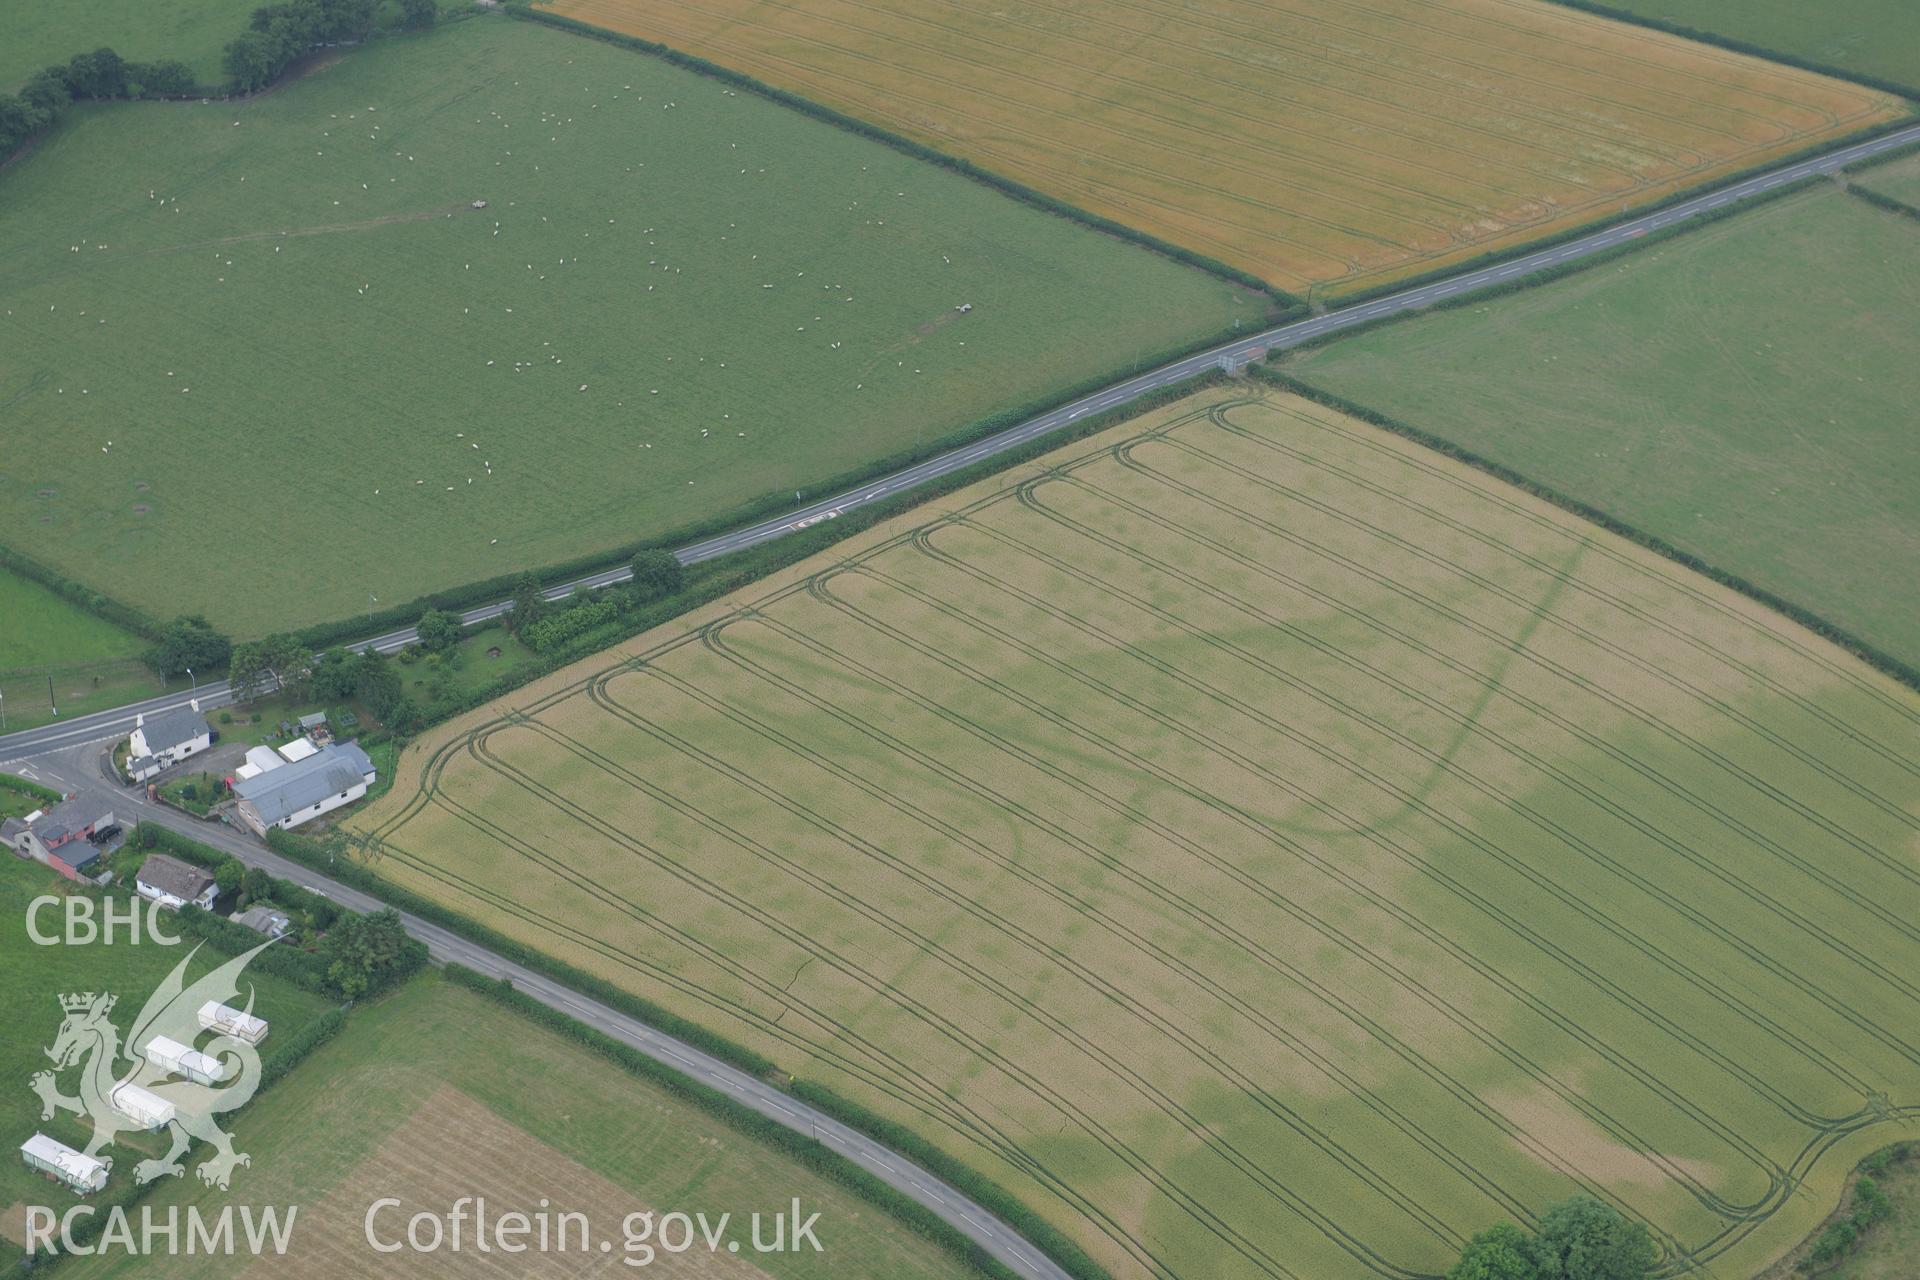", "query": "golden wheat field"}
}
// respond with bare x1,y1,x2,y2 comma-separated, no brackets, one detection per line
351,387,1920,1280
530,0,1904,296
